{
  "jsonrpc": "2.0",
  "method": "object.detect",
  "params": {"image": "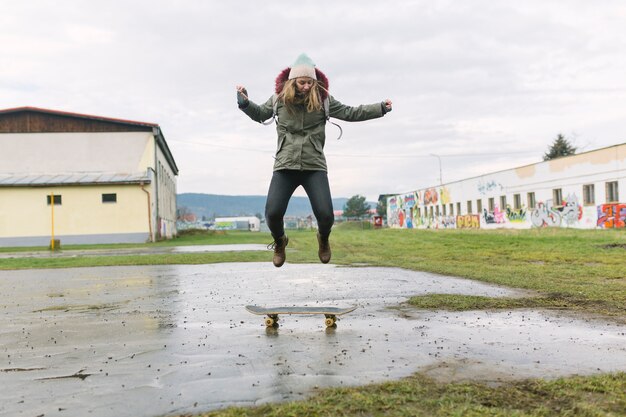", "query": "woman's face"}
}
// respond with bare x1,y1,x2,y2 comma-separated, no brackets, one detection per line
295,77,315,94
